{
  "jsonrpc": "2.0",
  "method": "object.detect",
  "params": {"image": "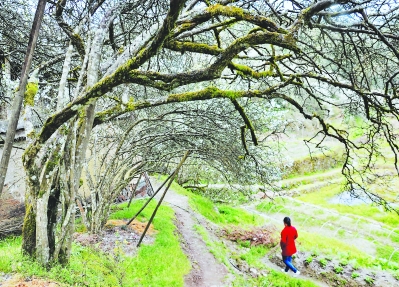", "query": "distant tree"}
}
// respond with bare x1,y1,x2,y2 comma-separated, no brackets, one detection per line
0,0,397,266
